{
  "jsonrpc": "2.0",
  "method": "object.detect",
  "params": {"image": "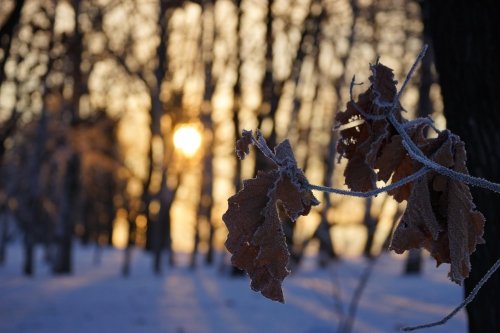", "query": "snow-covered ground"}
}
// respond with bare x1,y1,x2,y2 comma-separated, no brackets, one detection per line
0,245,466,333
